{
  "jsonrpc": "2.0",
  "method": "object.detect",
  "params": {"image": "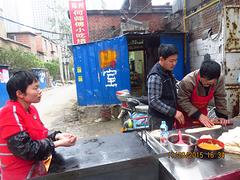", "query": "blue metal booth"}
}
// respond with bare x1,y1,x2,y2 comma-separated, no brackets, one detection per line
0,65,10,108
71,33,189,106
32,68,48,89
